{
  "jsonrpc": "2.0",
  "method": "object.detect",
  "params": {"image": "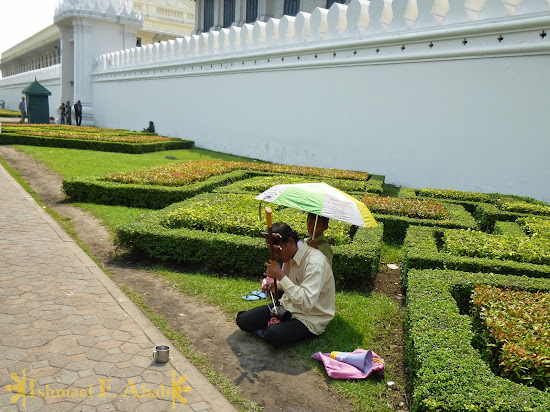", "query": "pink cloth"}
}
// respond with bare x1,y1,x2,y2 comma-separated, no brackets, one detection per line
311,349,385,379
